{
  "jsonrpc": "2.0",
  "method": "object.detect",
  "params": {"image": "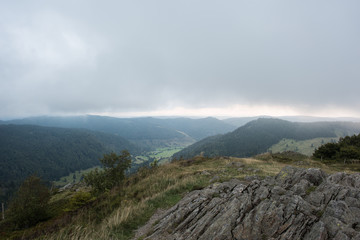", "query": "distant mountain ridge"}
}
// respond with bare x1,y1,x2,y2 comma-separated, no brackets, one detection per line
173,118,360,159
223,116,360,127
4,115,236,149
